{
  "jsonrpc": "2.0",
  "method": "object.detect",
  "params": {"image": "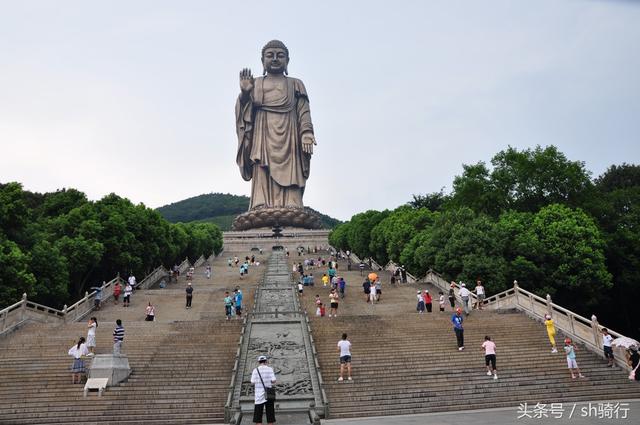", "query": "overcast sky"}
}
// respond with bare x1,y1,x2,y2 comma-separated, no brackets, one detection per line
1,0,639,221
